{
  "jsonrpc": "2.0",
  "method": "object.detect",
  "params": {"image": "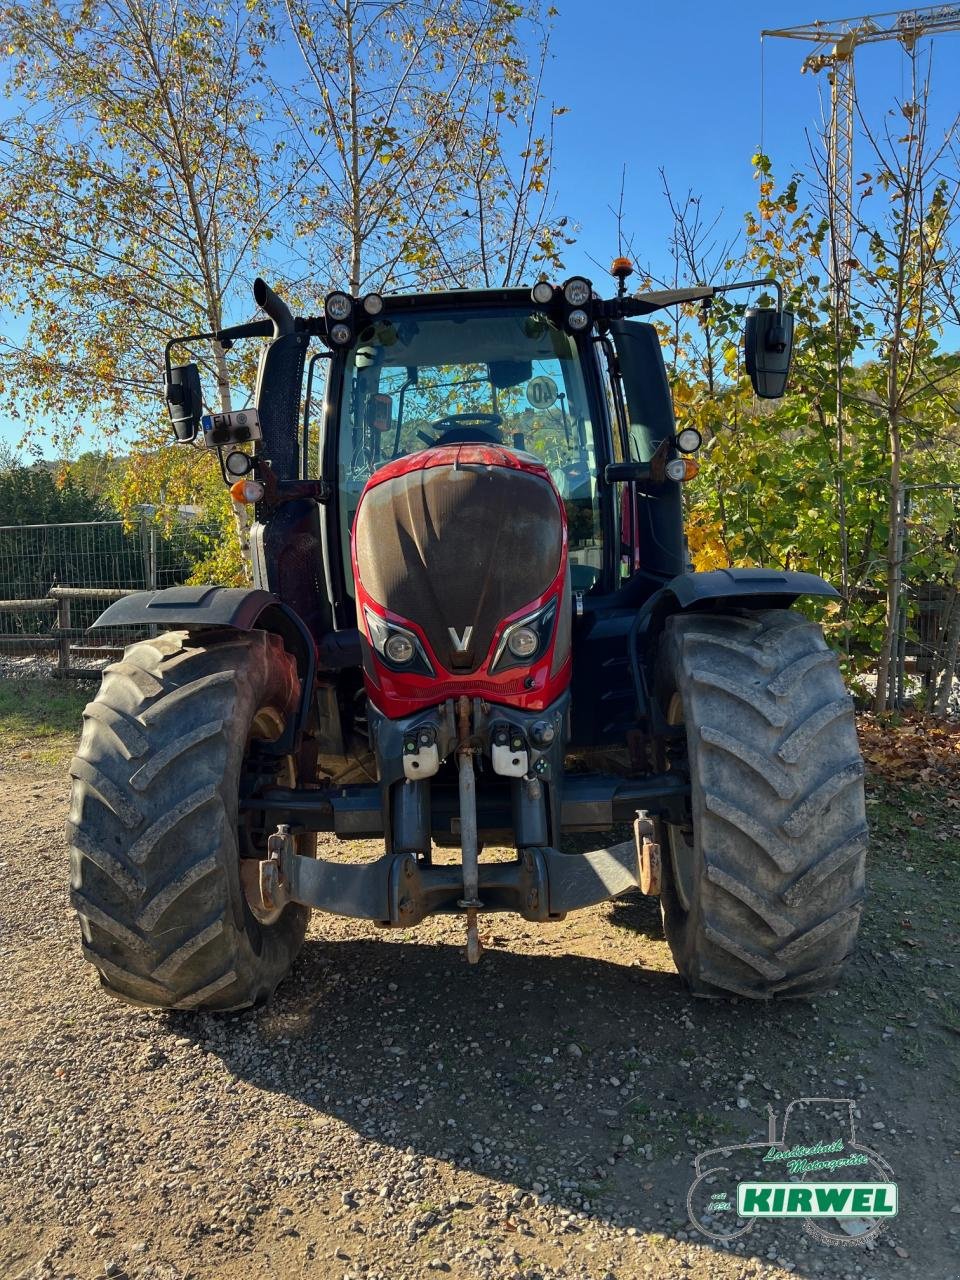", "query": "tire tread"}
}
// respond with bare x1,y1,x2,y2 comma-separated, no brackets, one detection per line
659,609,867,1000
67,629,309,1011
